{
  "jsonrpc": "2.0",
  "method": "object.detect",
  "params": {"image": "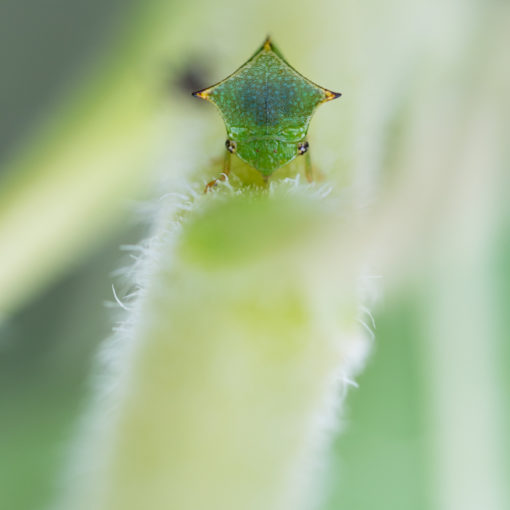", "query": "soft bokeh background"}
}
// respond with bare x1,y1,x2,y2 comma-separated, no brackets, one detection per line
0,0,508,509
